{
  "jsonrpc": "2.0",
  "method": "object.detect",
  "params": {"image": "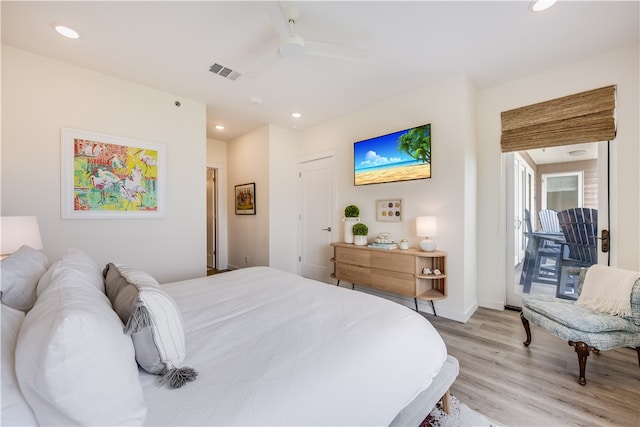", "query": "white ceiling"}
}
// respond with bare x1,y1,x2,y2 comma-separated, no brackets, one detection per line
2,1,638,142
527,142,598,164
